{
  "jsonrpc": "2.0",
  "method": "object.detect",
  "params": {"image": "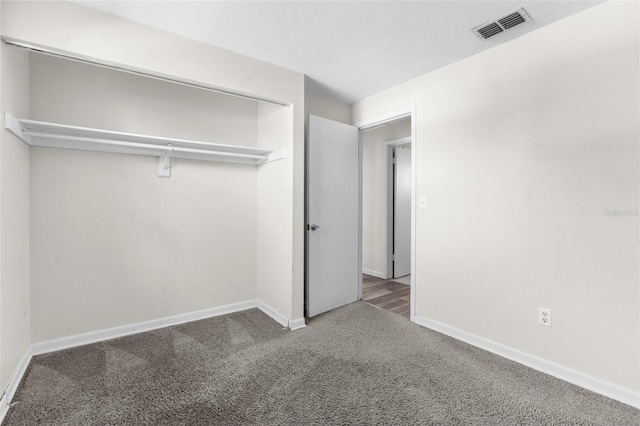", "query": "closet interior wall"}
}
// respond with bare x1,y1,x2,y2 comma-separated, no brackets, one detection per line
0,43,31,393
29,52,262,342
256,102,295,319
